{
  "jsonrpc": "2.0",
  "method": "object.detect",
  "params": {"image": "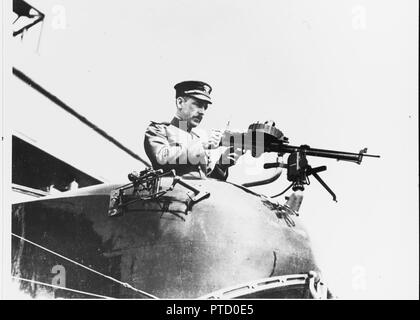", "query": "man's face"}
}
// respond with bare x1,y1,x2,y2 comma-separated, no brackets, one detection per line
177,96,209,128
